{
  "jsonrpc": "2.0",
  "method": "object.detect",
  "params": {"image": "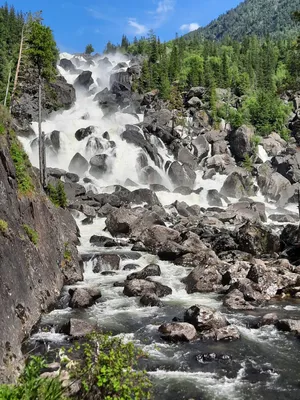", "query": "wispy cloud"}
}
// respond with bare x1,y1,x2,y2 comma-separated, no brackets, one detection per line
180,22,200,32
85,7,117,24
156,0,174,14
128,18,147,35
